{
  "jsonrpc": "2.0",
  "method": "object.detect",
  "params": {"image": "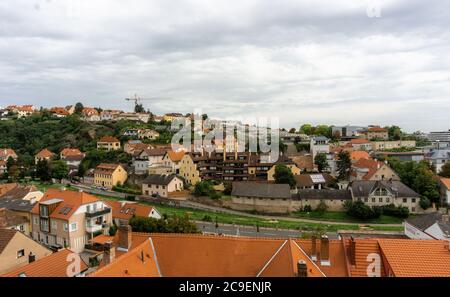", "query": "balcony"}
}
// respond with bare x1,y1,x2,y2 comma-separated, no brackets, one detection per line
86,224,103,233
85,207,111,218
